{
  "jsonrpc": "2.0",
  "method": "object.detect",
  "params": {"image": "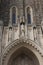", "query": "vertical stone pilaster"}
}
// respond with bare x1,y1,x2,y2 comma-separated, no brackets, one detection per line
0,21,3,65
18,18,20,38
37,25,43,46
25,22,28,38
